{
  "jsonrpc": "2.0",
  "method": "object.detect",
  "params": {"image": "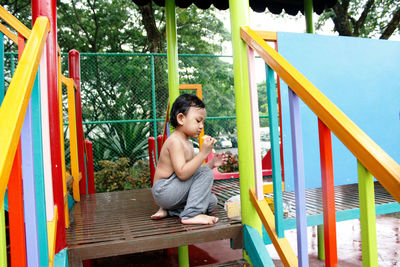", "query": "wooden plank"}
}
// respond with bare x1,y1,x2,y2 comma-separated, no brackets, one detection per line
19,33,41,267
0,6,31,39
288,88,308,267
240,26,400,204
66,188,242,265
64,77,80,201
249,188,298,267
32,71,50,267
21,90,41,267
254,31,277,41
58,51,69,229
48,206,58,267
246,45,264,200
243,224,275,266
0,206,6,267
318,119,338,266
68,223,242,265
358,161,378,267
8,143,27,266
40,43,55,222
266,64,284,238
0,23,18,44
